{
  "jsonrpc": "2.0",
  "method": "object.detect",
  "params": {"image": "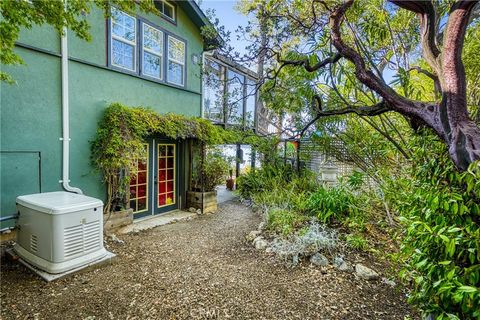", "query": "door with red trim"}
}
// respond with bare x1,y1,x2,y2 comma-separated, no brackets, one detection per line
154,142,178,213
129,144,150,217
